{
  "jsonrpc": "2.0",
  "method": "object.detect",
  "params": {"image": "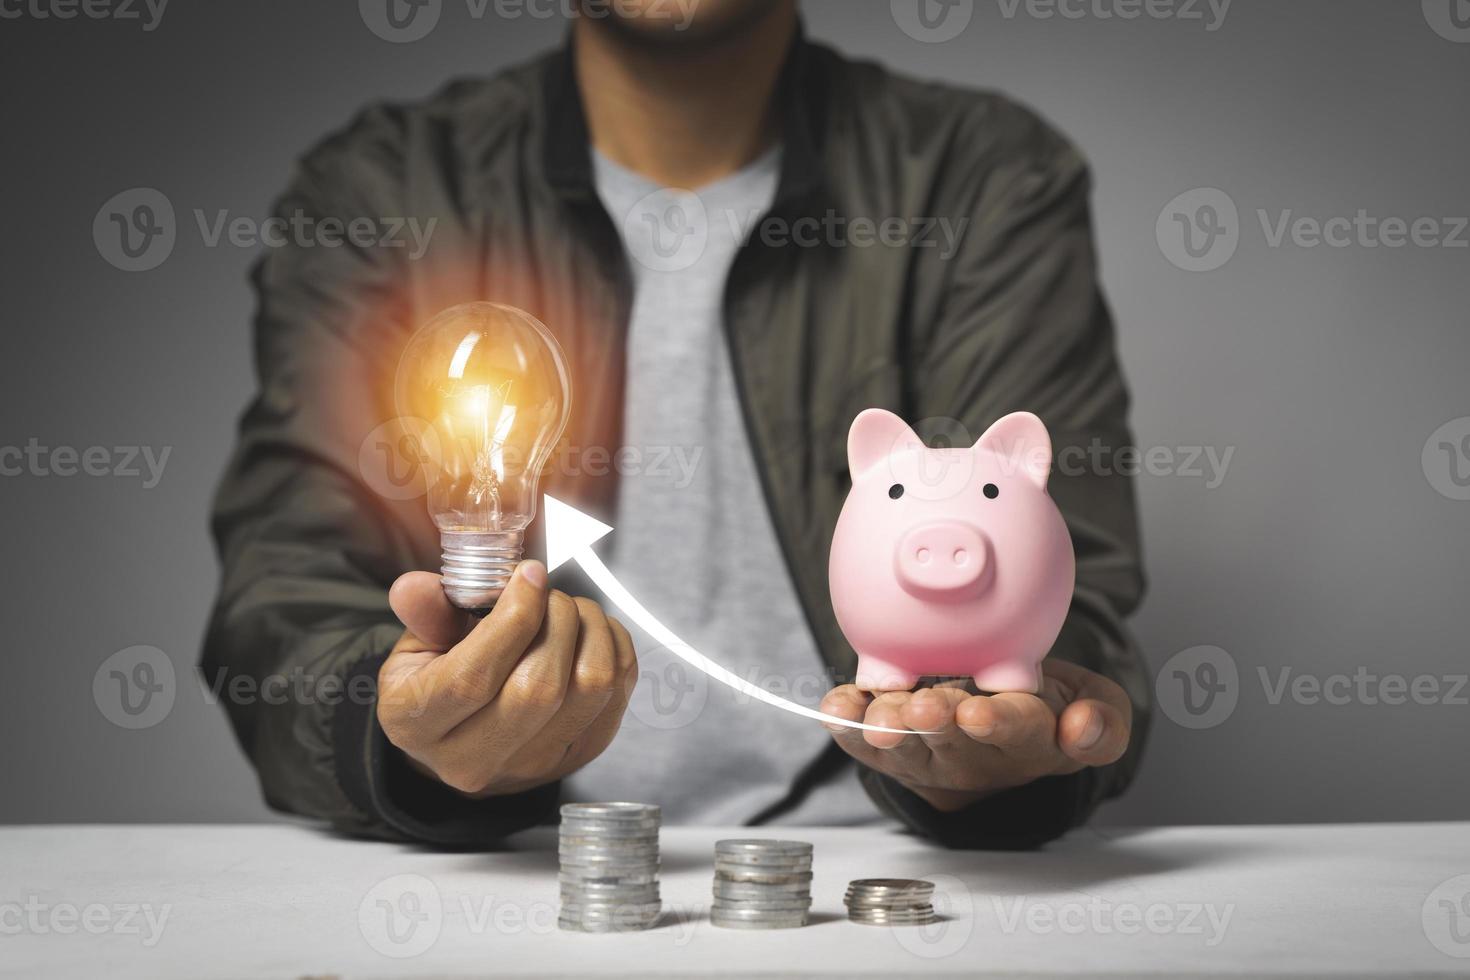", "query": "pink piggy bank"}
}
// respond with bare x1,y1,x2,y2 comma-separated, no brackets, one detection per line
829,409,1075,693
